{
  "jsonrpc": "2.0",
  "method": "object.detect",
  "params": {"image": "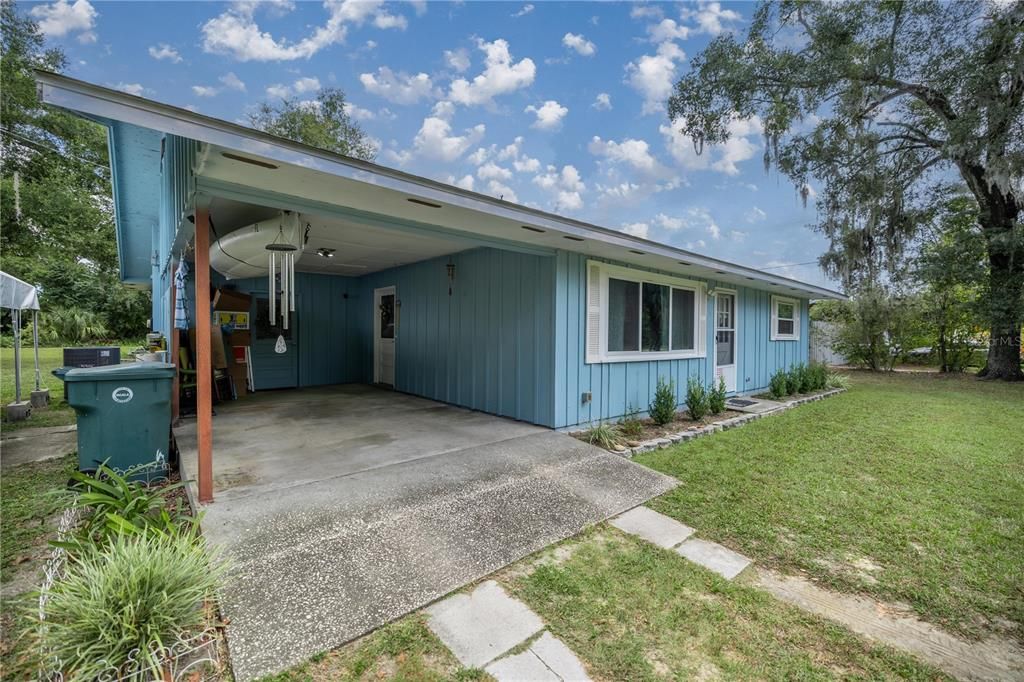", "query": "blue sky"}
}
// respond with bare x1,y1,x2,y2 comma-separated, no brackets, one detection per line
24,0,833,287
